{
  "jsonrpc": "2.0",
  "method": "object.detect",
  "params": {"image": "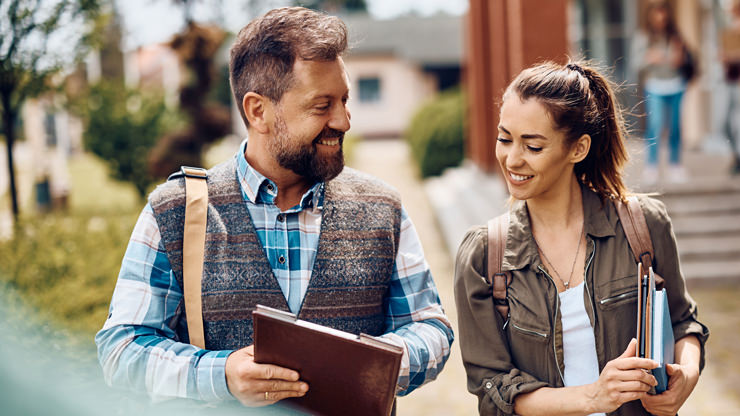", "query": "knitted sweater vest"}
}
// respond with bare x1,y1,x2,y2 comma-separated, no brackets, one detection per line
149,159,402,350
